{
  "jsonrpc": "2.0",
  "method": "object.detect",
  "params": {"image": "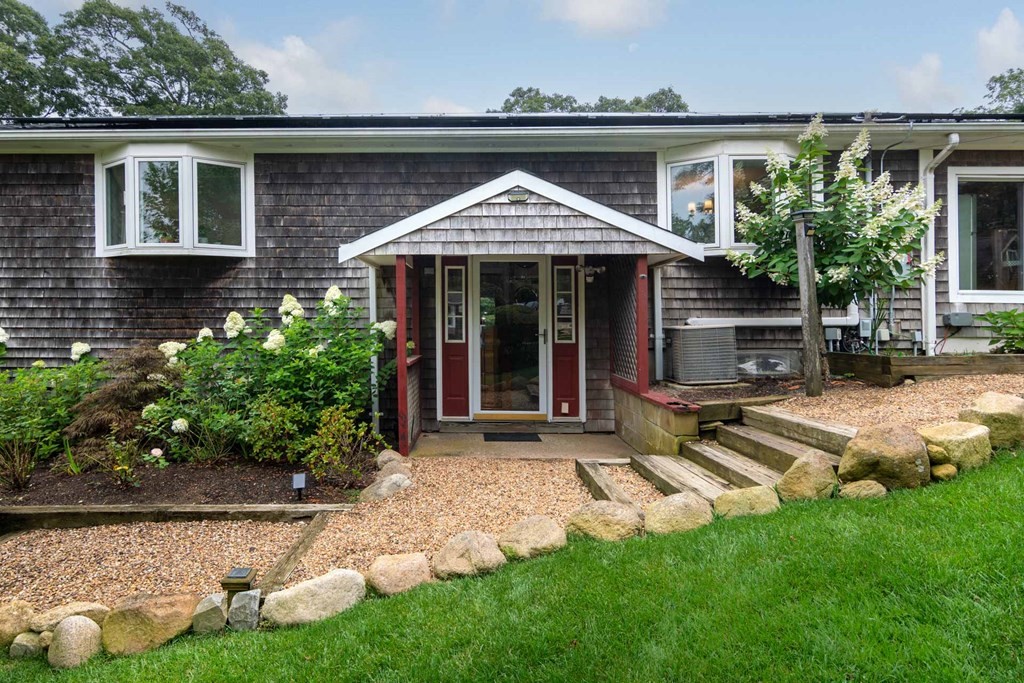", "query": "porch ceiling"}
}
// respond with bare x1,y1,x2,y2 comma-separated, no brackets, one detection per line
338,169,704,266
